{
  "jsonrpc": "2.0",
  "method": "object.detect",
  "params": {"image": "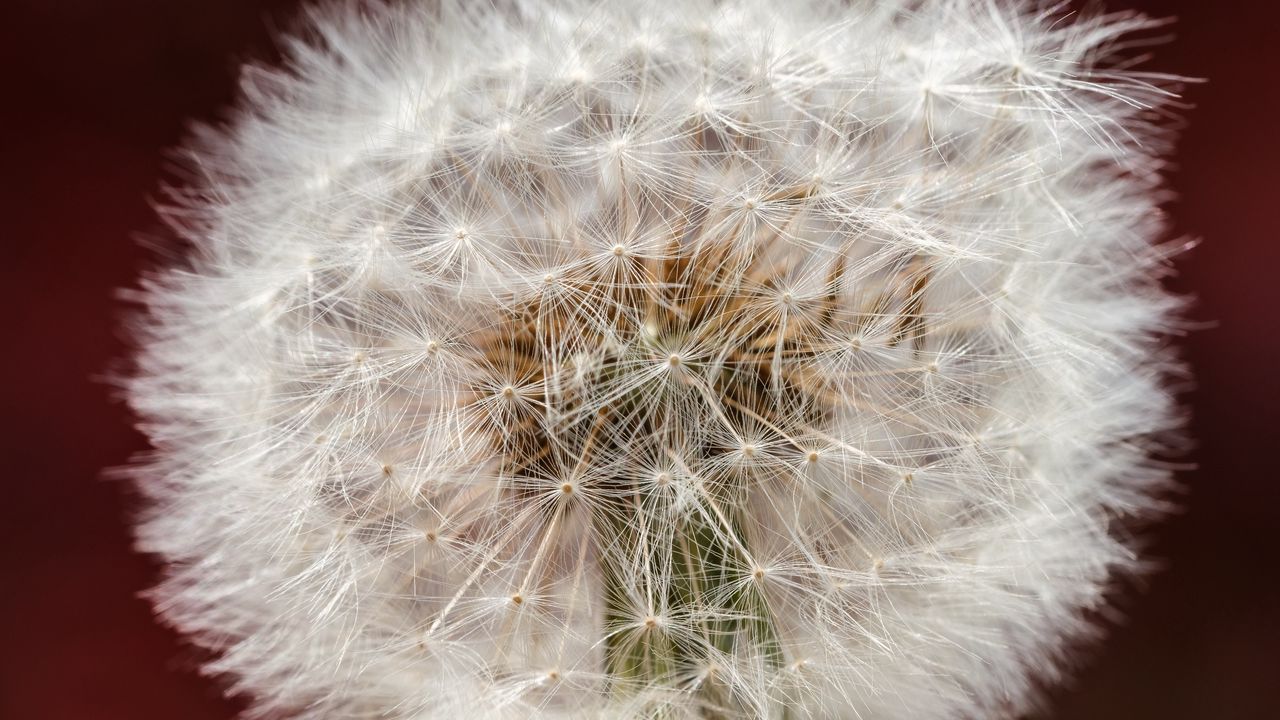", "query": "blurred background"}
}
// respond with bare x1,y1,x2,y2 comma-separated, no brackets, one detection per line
2,1,1276,717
